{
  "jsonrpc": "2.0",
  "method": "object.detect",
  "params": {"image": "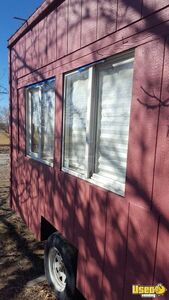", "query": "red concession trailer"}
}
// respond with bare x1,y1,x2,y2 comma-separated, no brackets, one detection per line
8,0,169,299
